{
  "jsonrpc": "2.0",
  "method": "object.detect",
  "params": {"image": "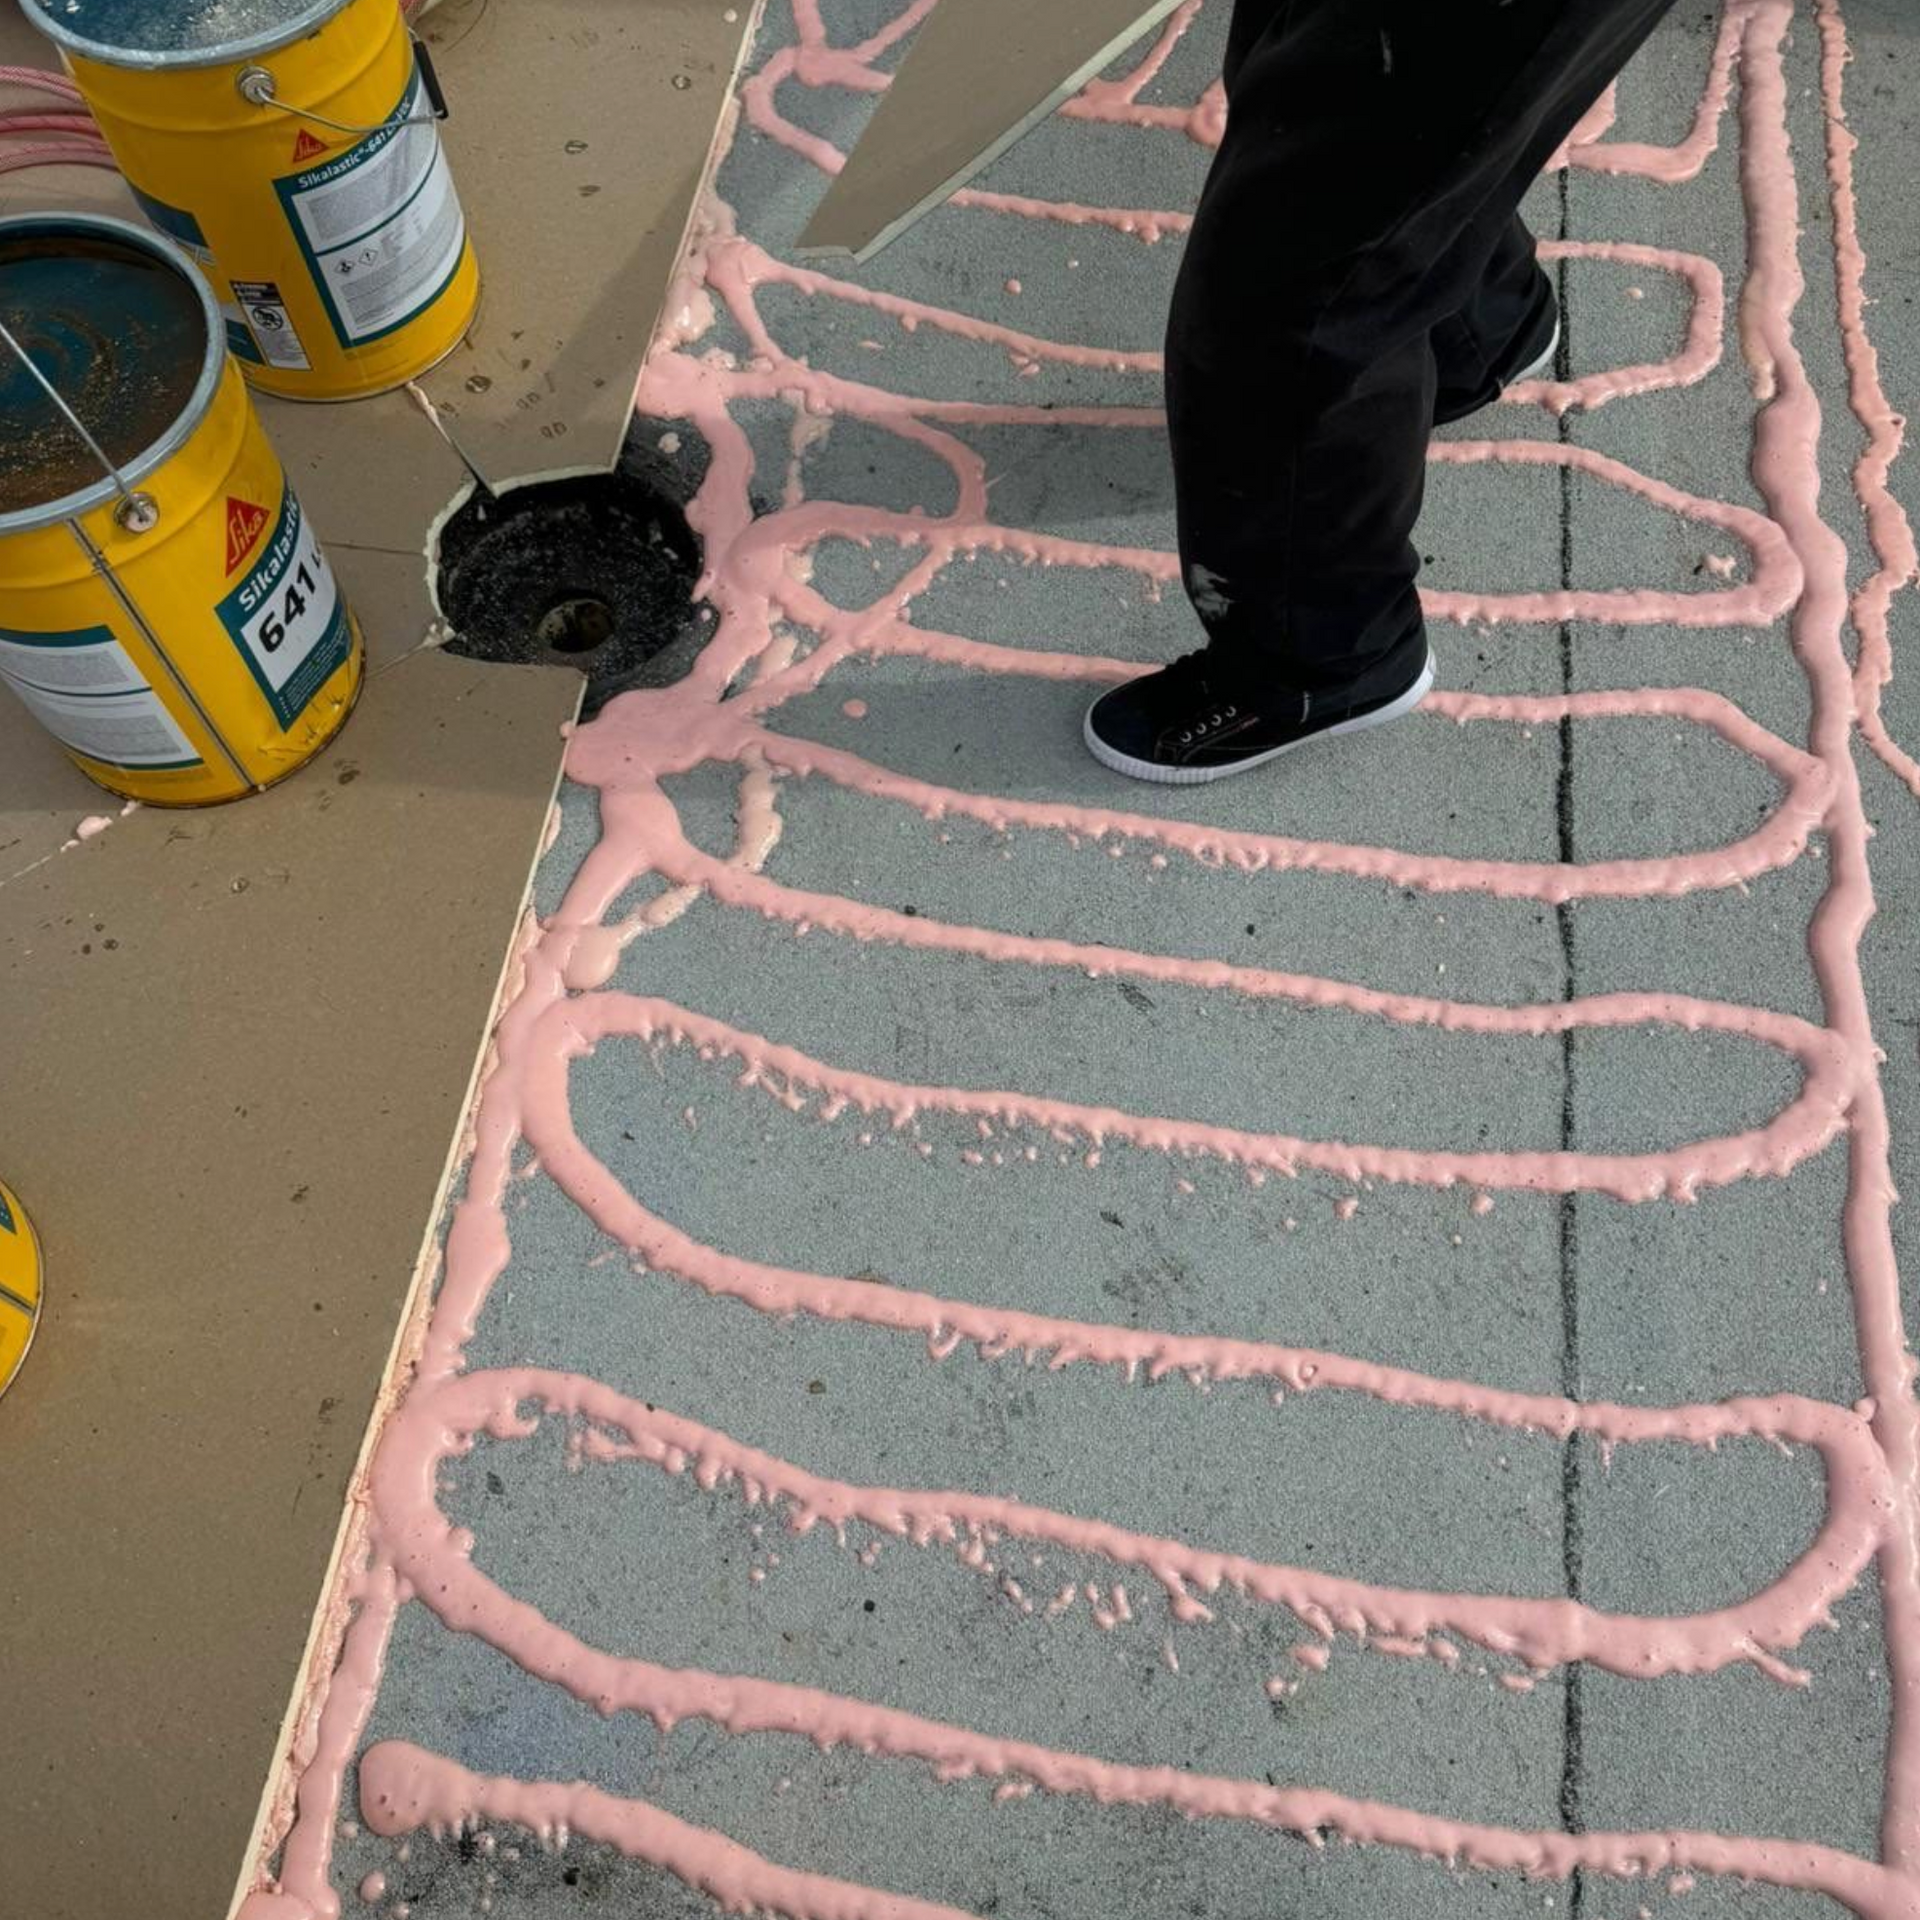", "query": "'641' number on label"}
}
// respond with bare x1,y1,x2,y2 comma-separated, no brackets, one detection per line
259,557,321,654
216,486,353,729
231,503,341,695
